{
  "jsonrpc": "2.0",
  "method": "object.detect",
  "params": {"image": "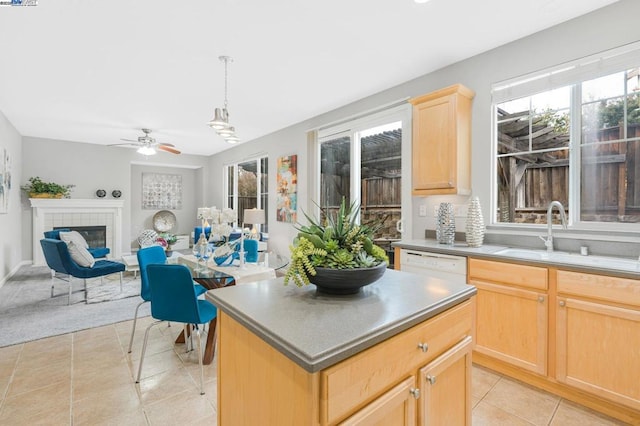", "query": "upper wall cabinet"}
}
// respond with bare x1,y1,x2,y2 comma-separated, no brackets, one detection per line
410,84,475,196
